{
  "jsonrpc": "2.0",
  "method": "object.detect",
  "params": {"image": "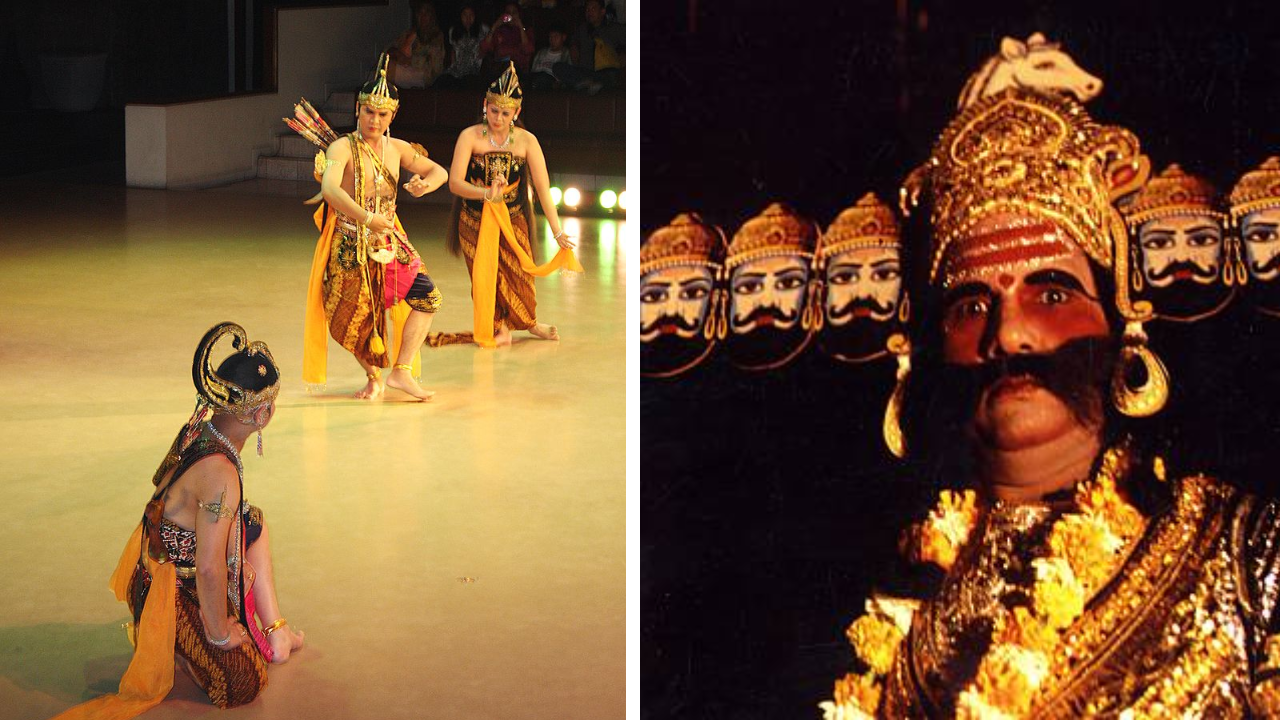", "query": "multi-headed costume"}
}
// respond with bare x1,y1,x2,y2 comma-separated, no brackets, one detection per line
822,88,1280,719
